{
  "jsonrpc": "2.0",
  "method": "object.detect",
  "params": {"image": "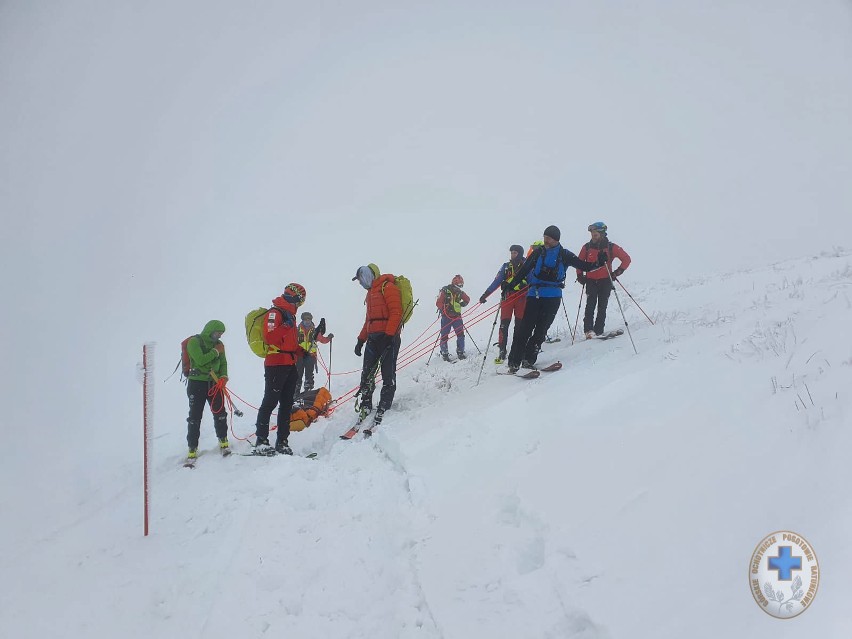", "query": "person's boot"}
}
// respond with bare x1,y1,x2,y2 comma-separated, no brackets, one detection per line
585,331,595,340
254,436,272,454
441,352,451,362
218,438,231,457
494,348,507,364
457,351,467,360
275,438,293,455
